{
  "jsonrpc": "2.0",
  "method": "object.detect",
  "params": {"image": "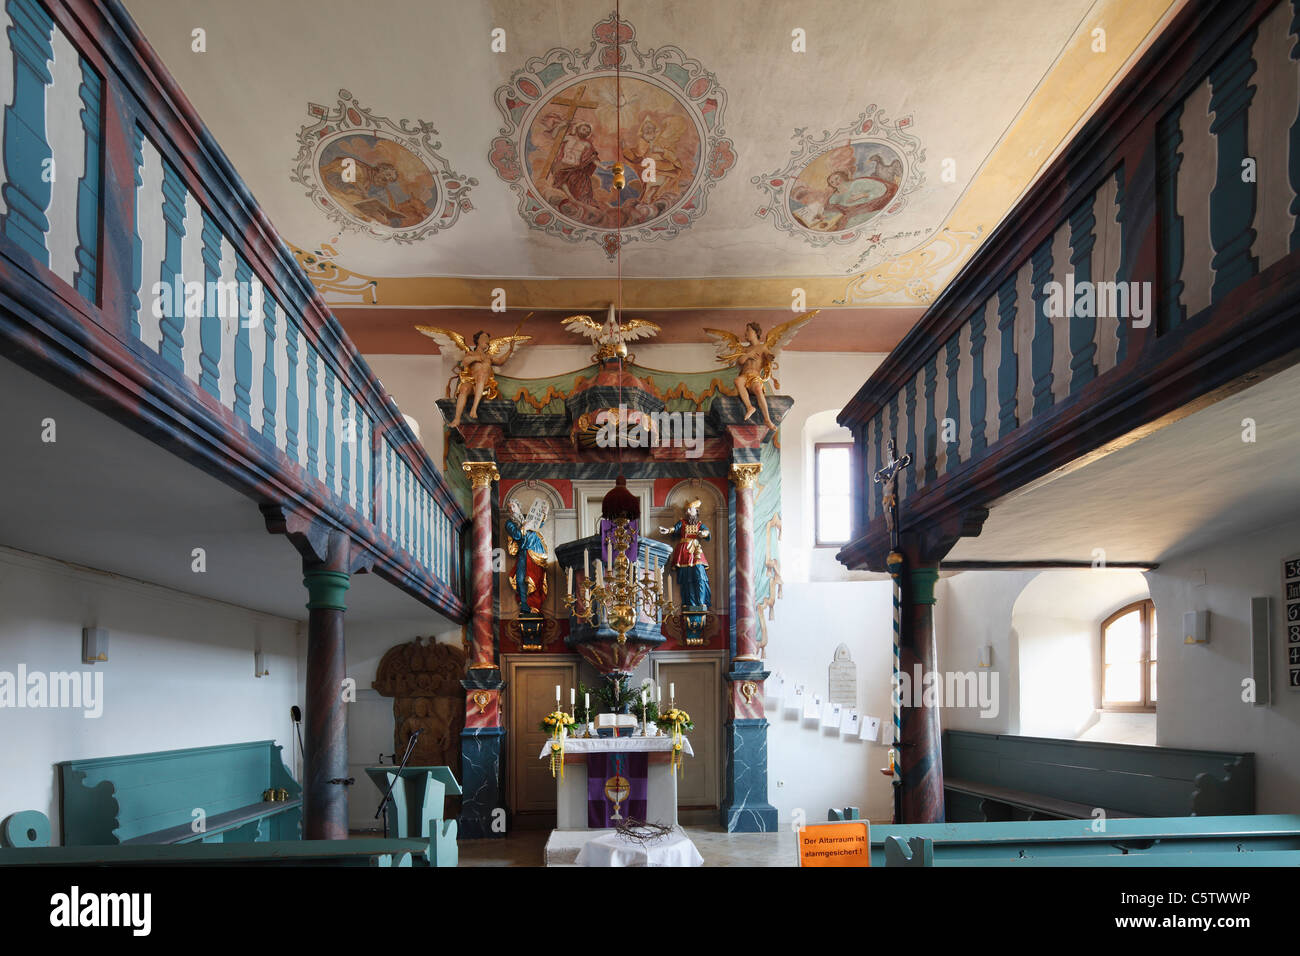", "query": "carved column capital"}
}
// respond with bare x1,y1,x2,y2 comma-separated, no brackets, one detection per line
462,460,500,489
729,462,762,489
